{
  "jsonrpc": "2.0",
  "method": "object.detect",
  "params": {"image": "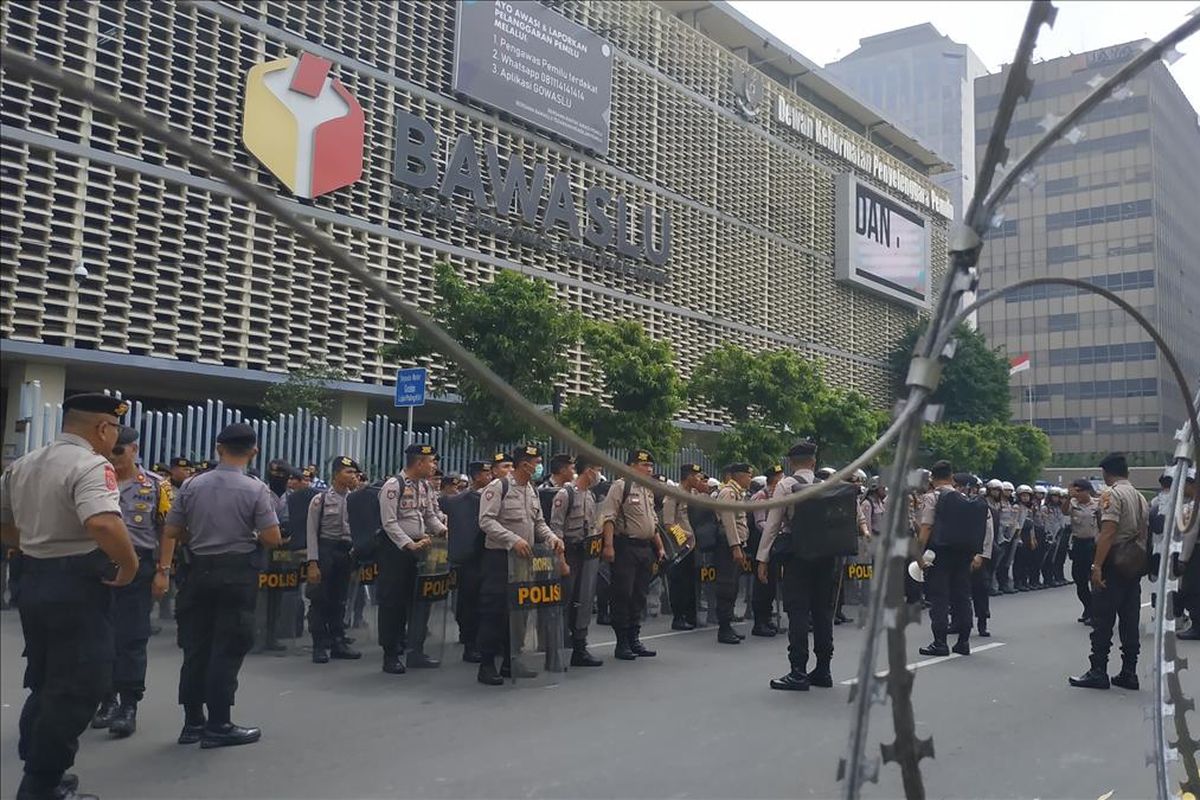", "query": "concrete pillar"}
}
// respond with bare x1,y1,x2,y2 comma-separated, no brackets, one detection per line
334,393,369,430
2,362,67,465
